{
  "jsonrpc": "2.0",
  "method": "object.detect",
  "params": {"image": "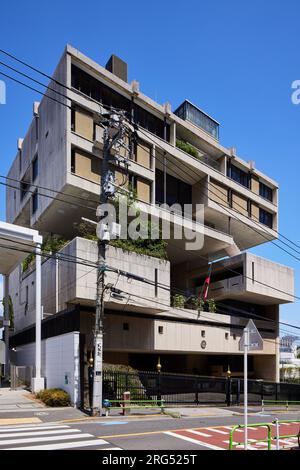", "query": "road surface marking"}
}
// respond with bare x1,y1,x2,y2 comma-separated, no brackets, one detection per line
0,428,81,438
0,432,95,446
164,431,223,450
6,439,110,450
206,428,227,435
0,425,69,433
186,429,212,438
98,447,122,450
99,421,128,426
0,418,41,426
